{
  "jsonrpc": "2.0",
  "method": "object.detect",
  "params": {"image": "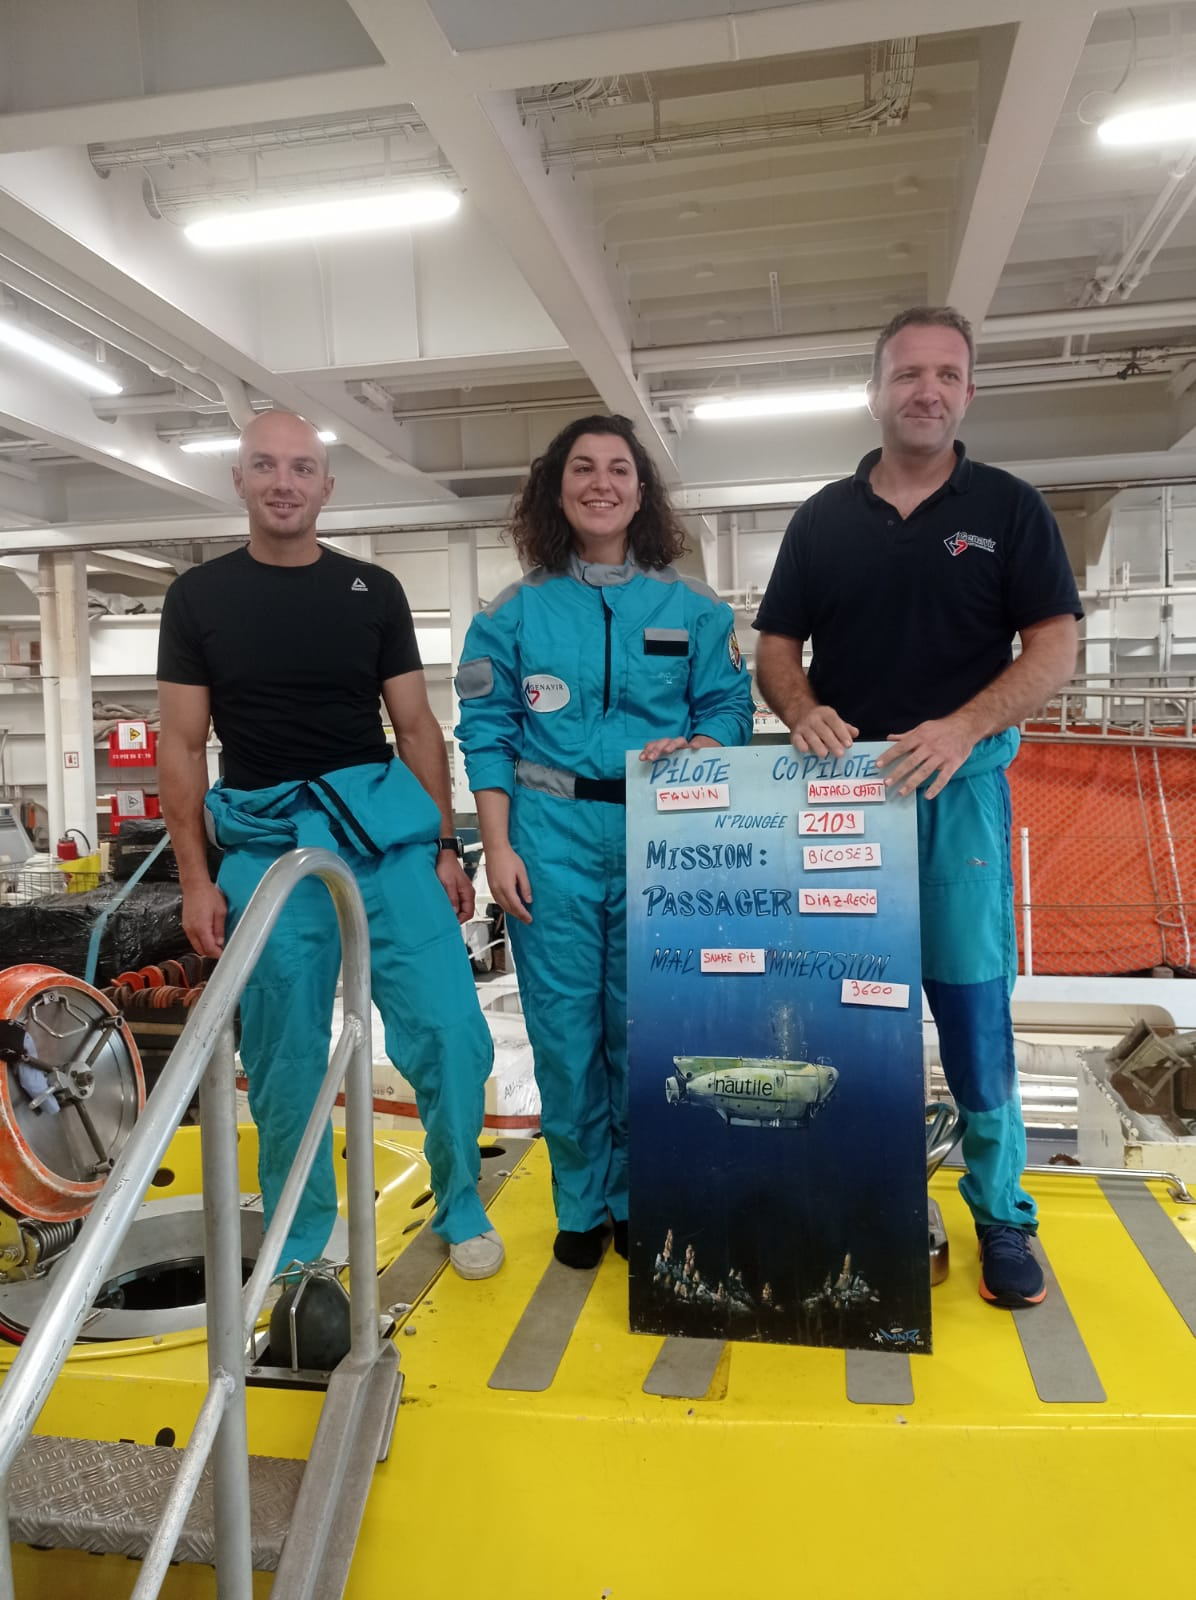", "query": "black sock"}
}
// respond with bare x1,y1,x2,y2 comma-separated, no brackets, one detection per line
553,1225,607,1270
612,1219,629,1258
